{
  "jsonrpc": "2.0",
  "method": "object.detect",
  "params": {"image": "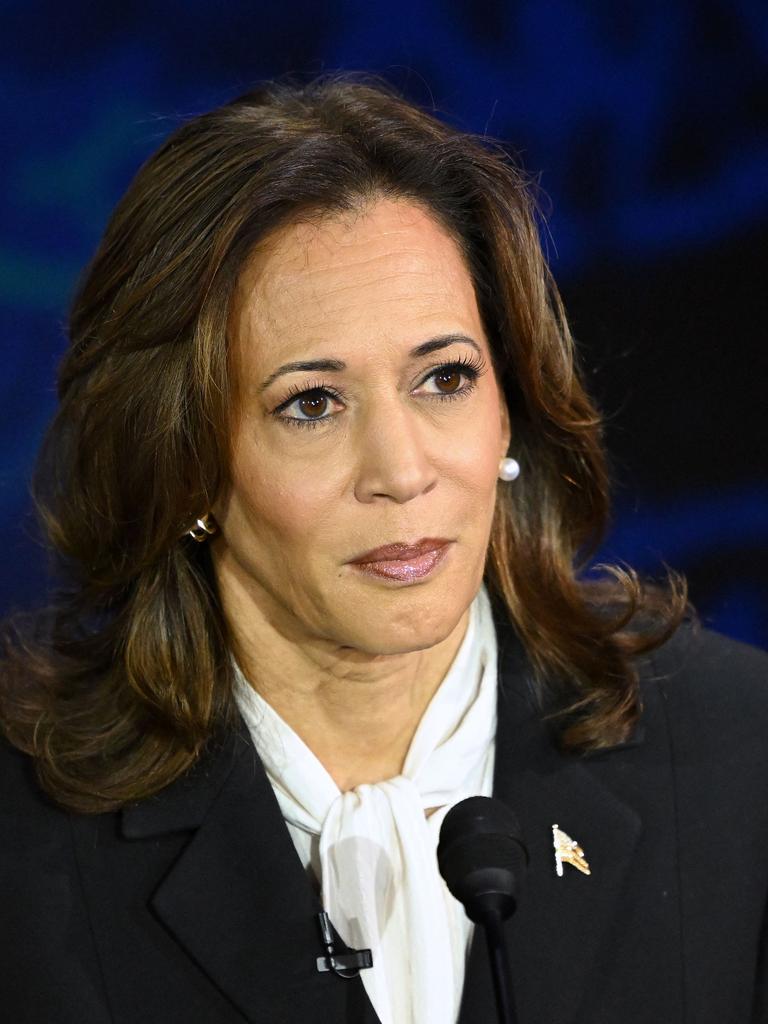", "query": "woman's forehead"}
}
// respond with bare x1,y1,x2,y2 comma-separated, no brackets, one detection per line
229,198,483,364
